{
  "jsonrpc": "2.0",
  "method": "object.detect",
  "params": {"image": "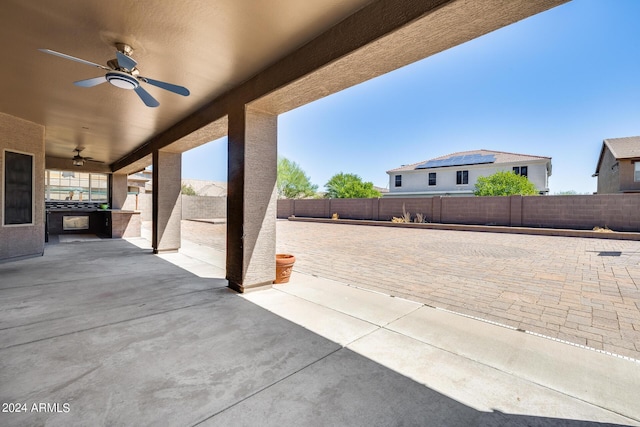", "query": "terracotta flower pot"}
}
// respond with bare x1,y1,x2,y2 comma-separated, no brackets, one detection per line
274,254,296,284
